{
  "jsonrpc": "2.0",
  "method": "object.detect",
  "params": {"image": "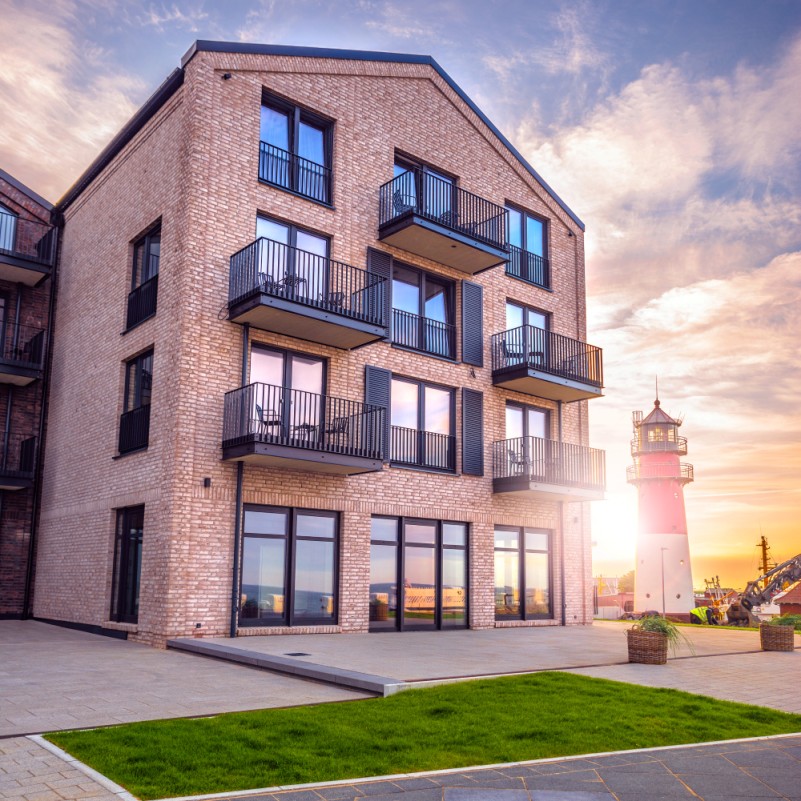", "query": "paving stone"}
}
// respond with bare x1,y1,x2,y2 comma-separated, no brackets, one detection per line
595,772,693,796
390,779,440,790
347,790,441,801
443,789,529,801
744,766,801,797
356,783,405,796
316,785,365,799
530,792,615,800
657,755,749,775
